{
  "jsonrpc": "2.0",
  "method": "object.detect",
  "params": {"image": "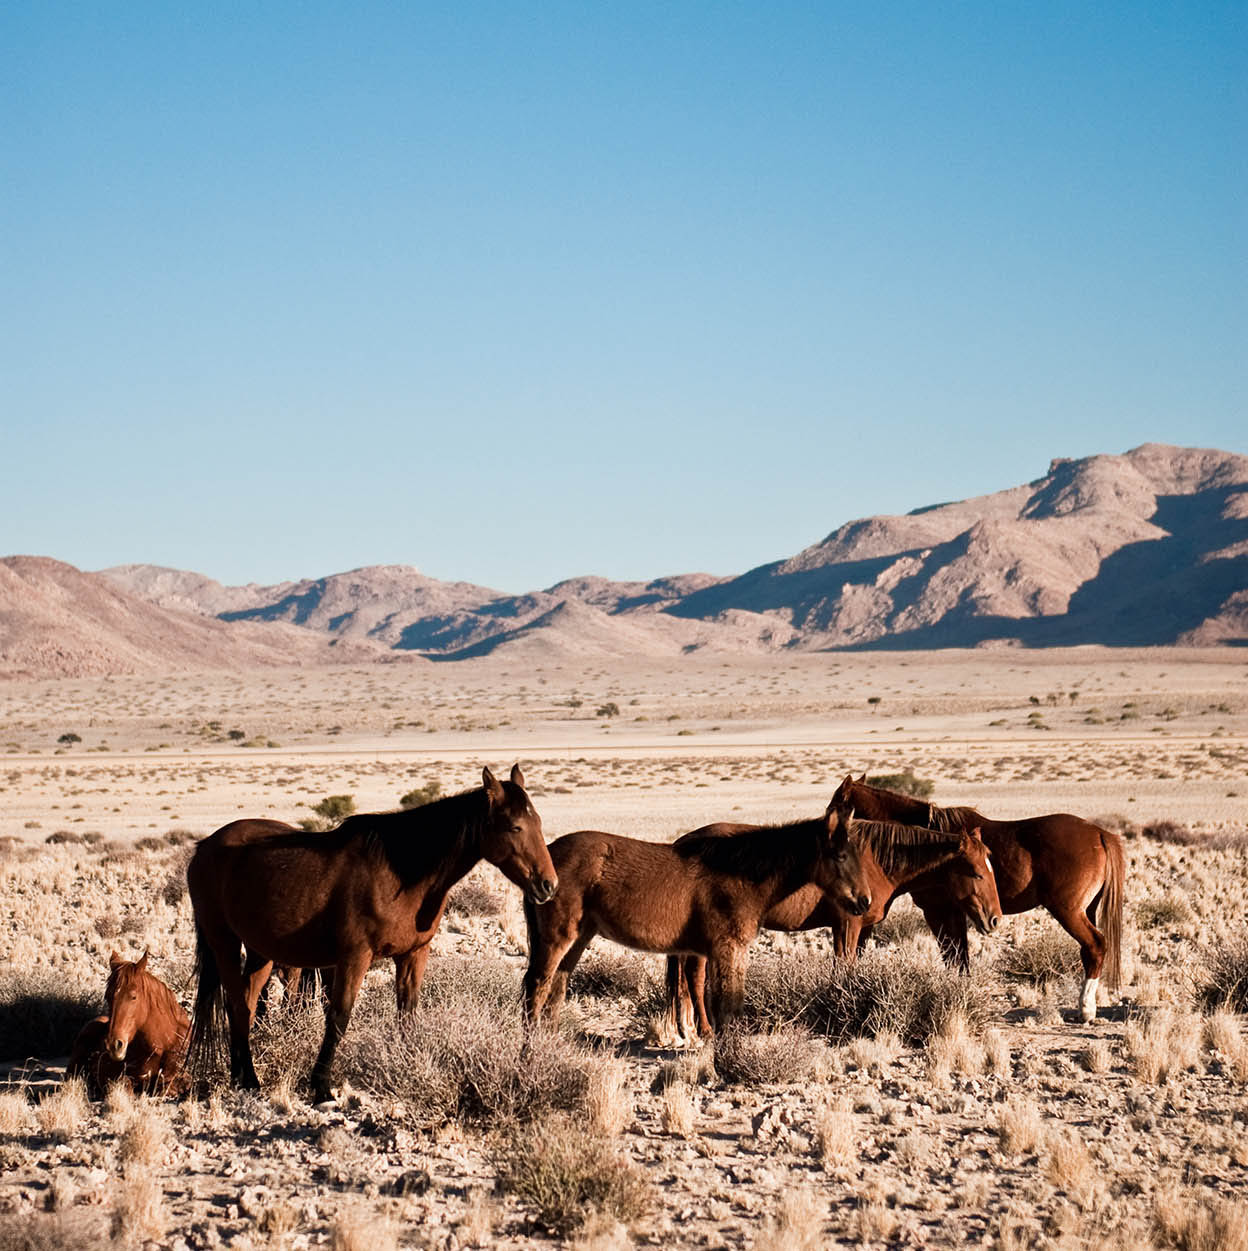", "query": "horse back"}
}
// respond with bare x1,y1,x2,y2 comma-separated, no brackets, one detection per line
976,813,1116,909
